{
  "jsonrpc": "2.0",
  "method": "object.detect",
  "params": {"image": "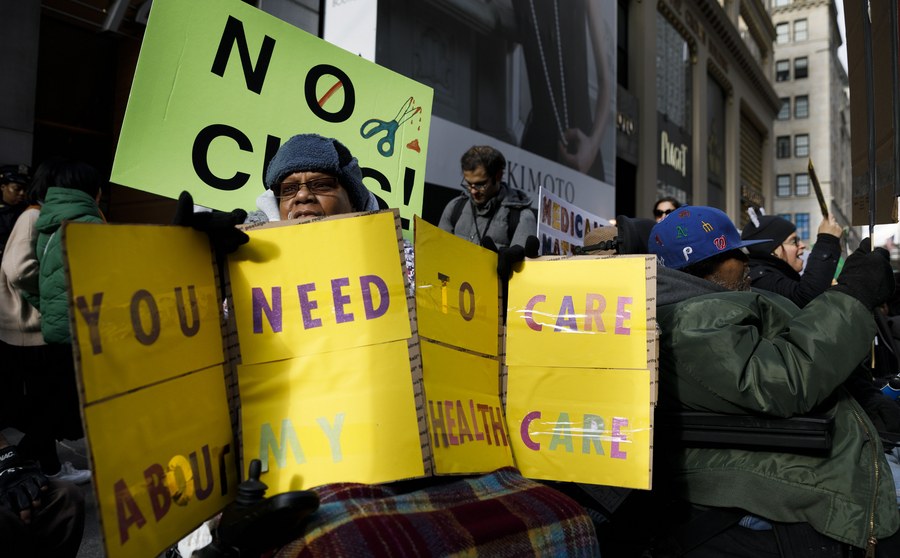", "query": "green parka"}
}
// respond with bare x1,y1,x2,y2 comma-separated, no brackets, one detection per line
656,266,899,549
35,187,103,345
